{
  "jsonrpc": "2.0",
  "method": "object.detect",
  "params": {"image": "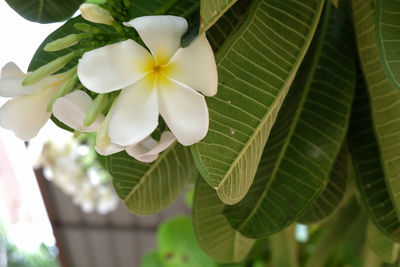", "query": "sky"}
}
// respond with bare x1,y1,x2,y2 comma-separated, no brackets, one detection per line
0,1,69,252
